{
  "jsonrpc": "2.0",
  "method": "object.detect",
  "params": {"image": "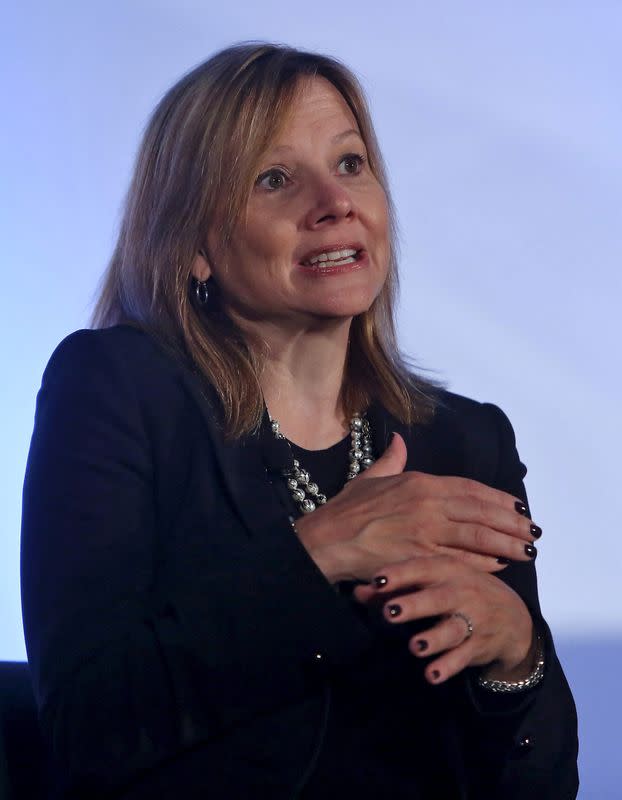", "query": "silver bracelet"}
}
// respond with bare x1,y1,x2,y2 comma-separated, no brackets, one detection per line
477,631,545,693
